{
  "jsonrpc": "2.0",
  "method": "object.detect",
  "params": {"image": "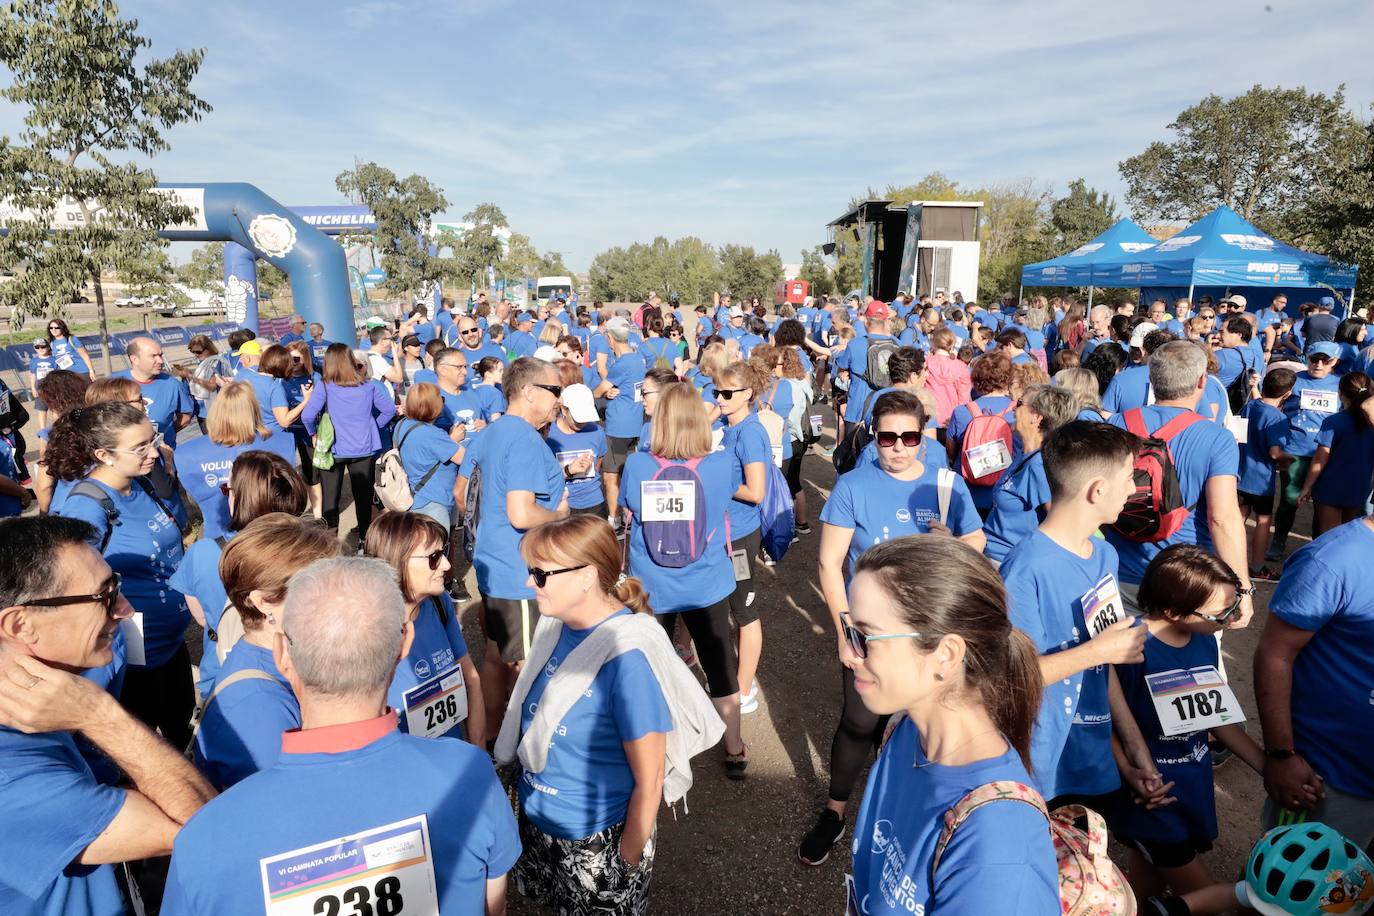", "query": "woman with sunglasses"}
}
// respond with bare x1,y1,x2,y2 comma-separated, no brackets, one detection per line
1108,544,1264,902
172,450,307,699
983,385,1078,565
365,510,484,745
620,382,747,777
1270,342,1343,559
498,515,693,915
842,536,1058,915
801,390,984,866
44,317,96,381
191,512,342,789
28,334,61,428
47,401,197,747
